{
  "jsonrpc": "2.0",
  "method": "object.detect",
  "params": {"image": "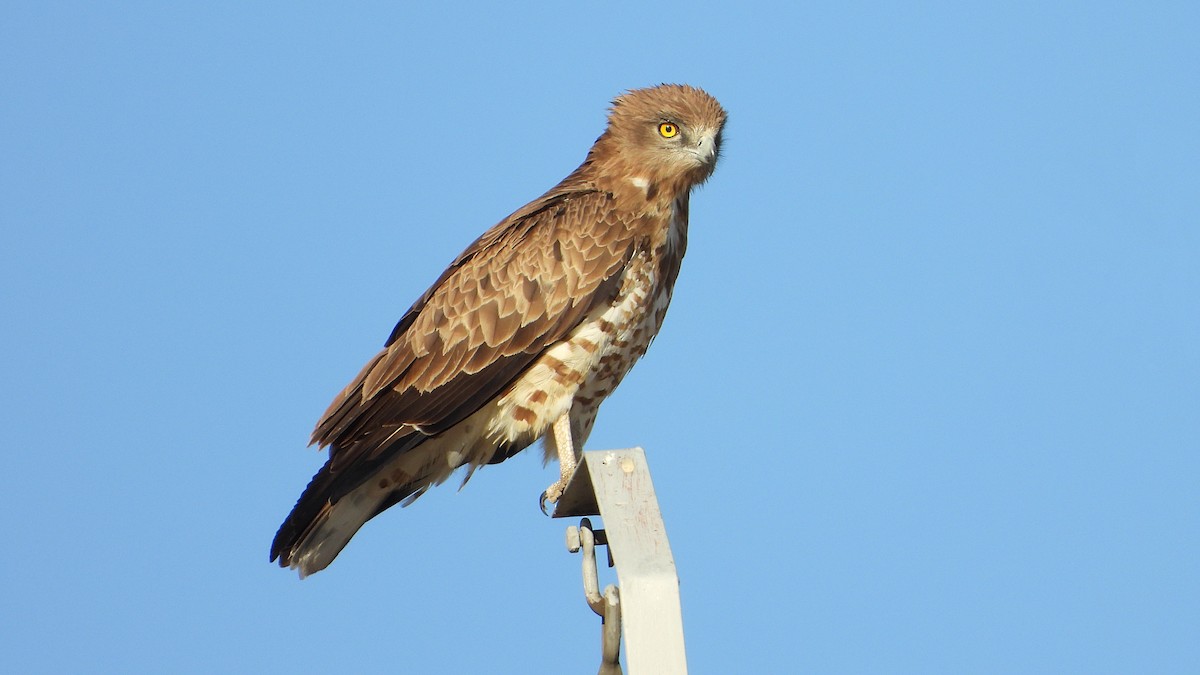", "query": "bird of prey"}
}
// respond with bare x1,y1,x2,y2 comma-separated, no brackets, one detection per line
271,84,726,577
